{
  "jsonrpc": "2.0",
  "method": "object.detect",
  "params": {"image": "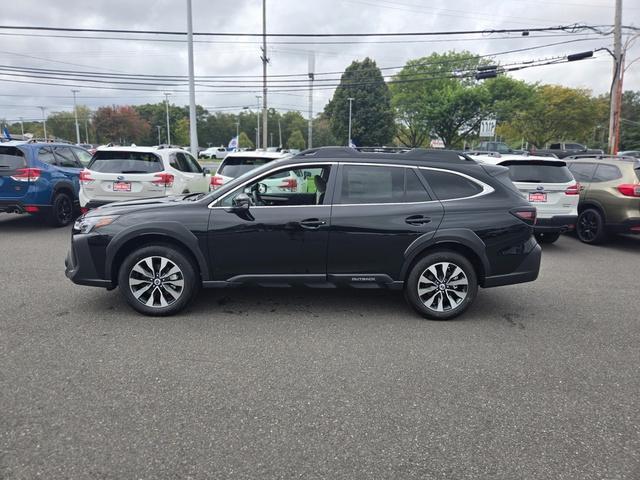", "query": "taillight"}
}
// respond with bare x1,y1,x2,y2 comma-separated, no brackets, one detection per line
80,207,89,215
10,168,41,182
210,174,224,189
511,207,537,225
152,172,174,187
79,169,94,184
617,184,640,197
279,178,298,191
564,182,580,195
